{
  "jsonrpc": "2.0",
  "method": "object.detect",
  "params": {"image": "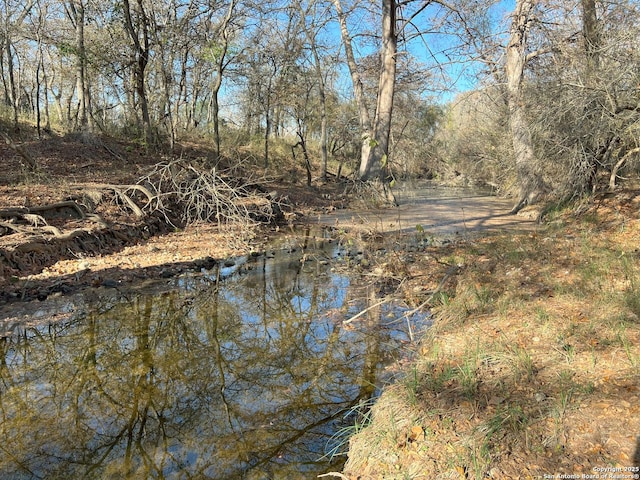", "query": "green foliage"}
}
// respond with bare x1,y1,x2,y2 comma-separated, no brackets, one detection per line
323,397,376,460
55,41,77,58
